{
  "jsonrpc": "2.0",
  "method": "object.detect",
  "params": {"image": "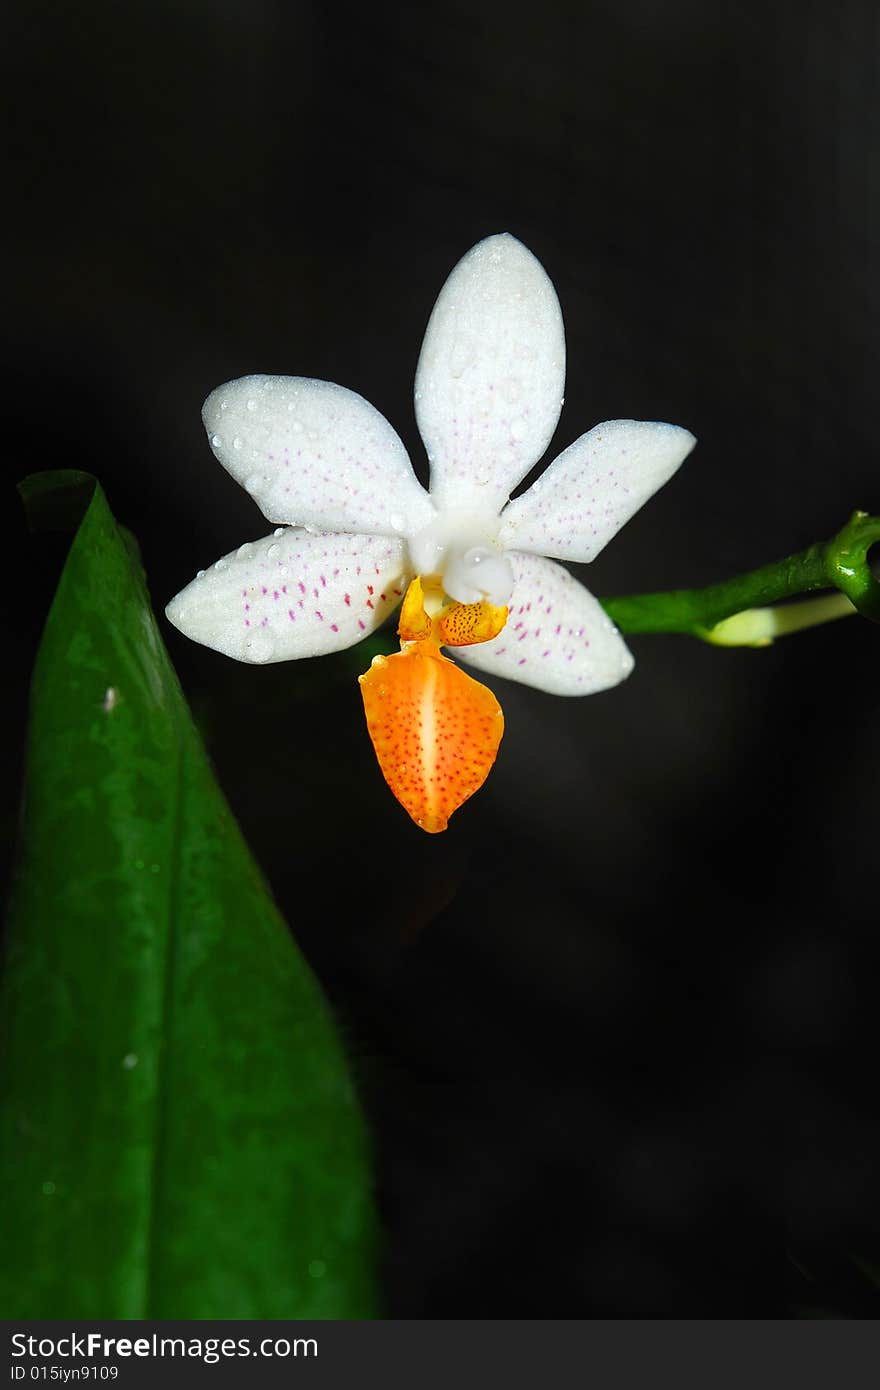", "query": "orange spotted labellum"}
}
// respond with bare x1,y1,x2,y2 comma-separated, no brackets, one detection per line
359,578,507,832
